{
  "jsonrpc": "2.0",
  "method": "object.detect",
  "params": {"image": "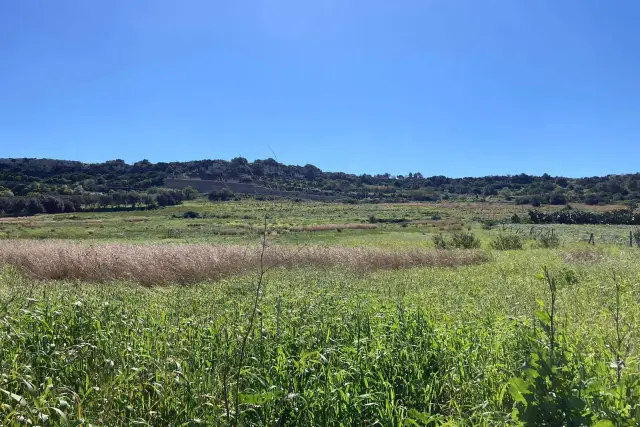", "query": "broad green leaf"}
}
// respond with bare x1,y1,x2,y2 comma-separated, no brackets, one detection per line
407,408,430,422
0,389,27,406
50,407,68,422
238,391,277,405
508,378,530,405
535,309,550,324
